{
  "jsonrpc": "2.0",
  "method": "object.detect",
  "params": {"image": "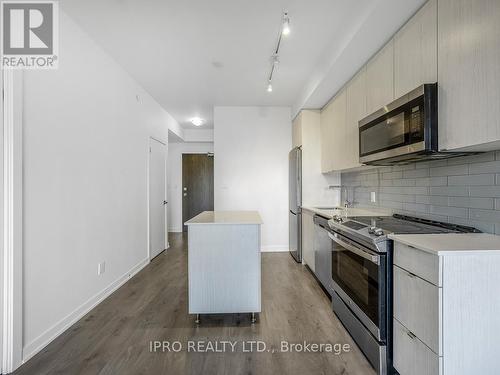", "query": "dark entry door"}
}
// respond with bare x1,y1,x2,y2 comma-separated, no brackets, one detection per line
182,154,214,231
